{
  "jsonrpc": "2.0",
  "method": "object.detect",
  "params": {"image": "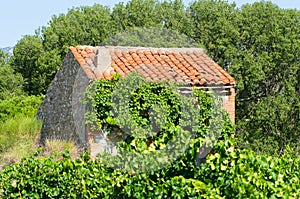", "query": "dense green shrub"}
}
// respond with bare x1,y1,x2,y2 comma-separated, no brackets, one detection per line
0,95,43,122
196,144,300,198
1,141,299,198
